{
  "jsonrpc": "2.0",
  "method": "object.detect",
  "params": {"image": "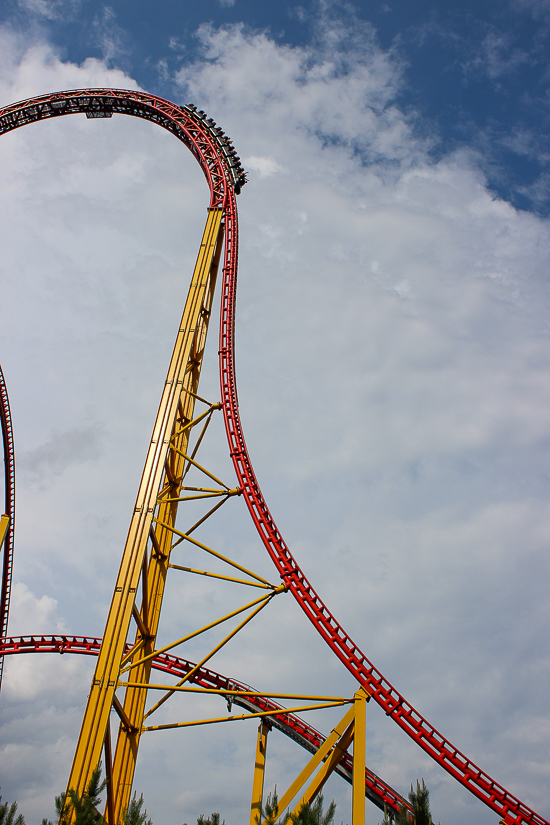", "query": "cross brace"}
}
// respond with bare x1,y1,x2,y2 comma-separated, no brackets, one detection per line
252,688,369,825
